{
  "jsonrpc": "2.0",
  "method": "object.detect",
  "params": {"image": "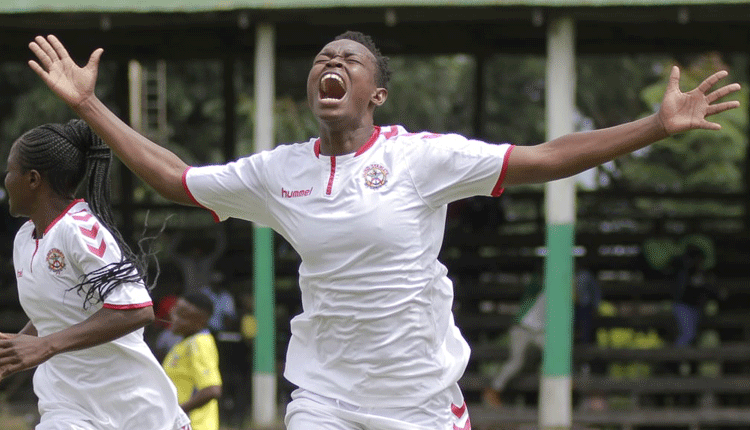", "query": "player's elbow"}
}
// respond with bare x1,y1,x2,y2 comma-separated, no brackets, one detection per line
133,306,156,327
137,164,193,206
207,385,222,400
504,144,568,185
